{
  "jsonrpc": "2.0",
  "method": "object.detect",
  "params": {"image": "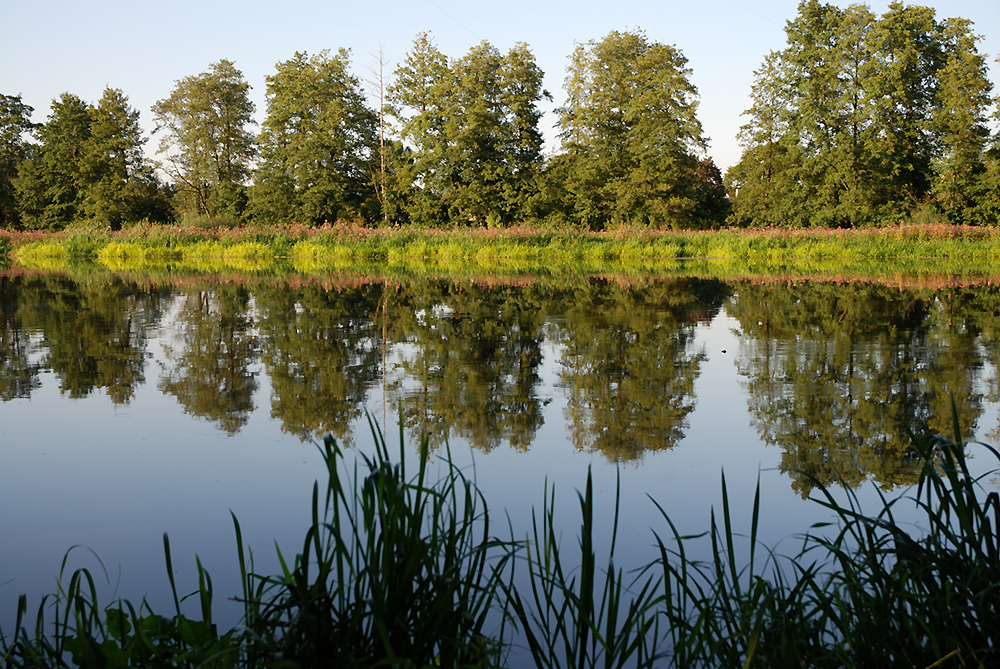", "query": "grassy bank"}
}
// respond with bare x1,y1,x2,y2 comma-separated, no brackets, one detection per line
2,409,997,668
6,222,1000,275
